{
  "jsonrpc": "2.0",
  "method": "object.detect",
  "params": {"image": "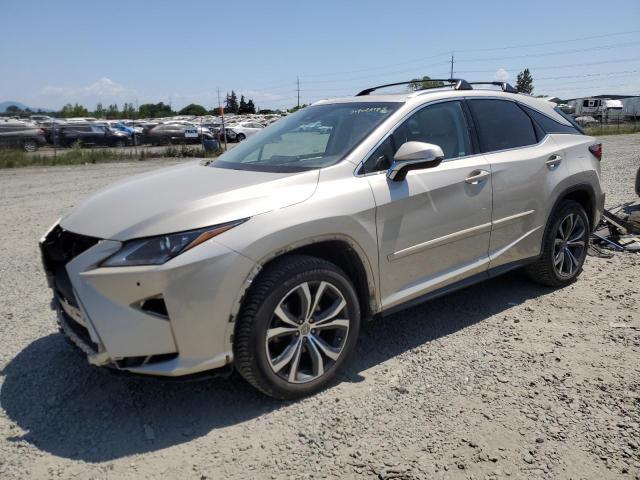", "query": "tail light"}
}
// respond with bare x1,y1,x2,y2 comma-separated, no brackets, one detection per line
589,143,602,161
